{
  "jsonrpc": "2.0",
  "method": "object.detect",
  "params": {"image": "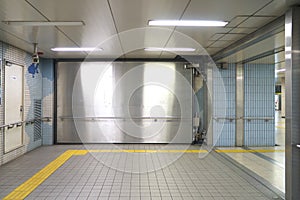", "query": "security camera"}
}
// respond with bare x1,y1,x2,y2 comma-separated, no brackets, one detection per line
32,53,39,64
